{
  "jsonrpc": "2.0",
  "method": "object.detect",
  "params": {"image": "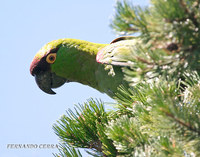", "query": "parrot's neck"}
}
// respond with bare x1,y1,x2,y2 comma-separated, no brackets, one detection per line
52,39,124,97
